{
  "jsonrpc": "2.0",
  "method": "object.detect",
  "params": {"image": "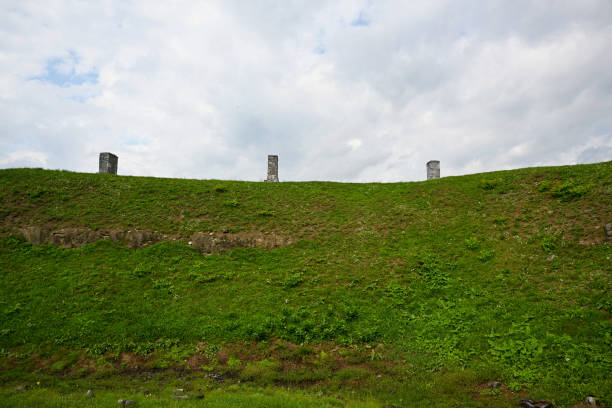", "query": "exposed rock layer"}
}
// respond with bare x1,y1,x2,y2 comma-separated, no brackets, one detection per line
18,226,292,254
19,226,164,249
